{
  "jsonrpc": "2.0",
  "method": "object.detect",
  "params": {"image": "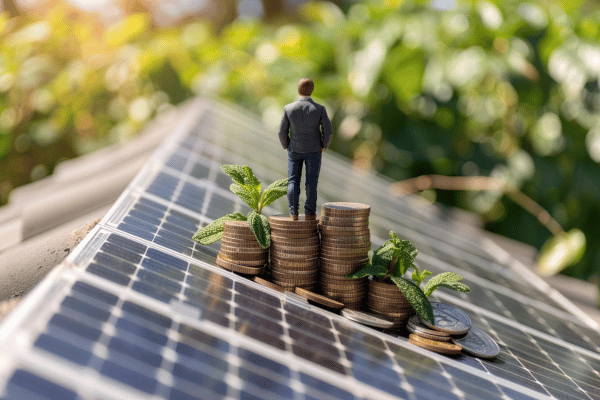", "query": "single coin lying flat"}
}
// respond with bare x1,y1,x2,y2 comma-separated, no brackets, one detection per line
451,326,500,359
419,302,472,335
295,287,344,309
341,309,396,329
408,334,462,355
